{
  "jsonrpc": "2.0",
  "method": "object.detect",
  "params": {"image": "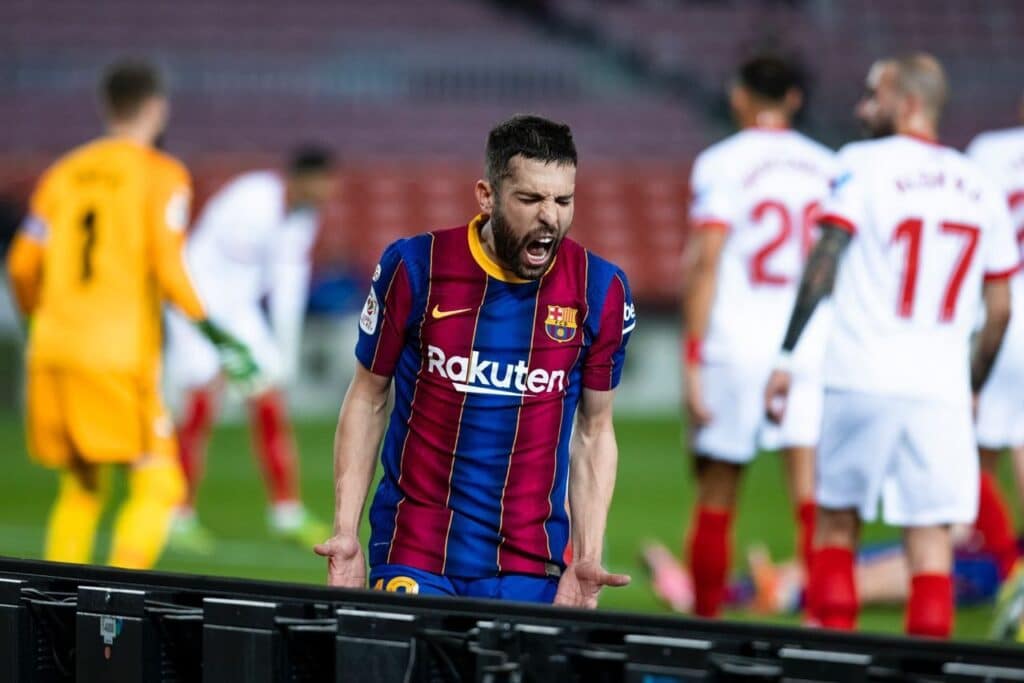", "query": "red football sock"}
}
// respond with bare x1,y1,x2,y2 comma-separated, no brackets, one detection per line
975,470,1018,579
906,573,953,638
248,391,300,504
687,506,732,618
807,546,857,630
796,500,816,576
177,388,217,507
